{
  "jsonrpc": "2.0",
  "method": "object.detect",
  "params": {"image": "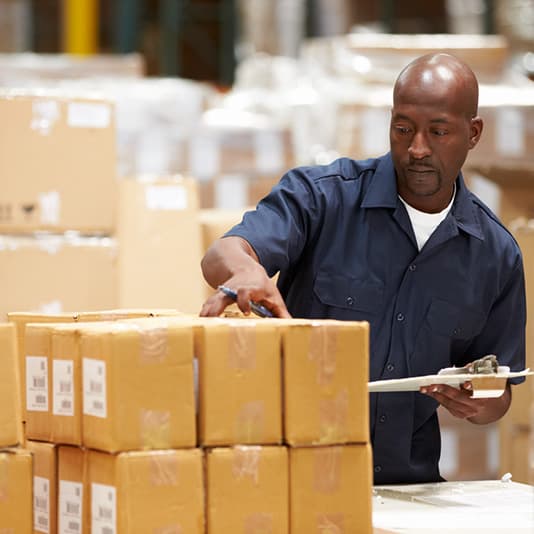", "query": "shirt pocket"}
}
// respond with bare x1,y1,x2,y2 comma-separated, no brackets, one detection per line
313,271,384,313
424,298,483,340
